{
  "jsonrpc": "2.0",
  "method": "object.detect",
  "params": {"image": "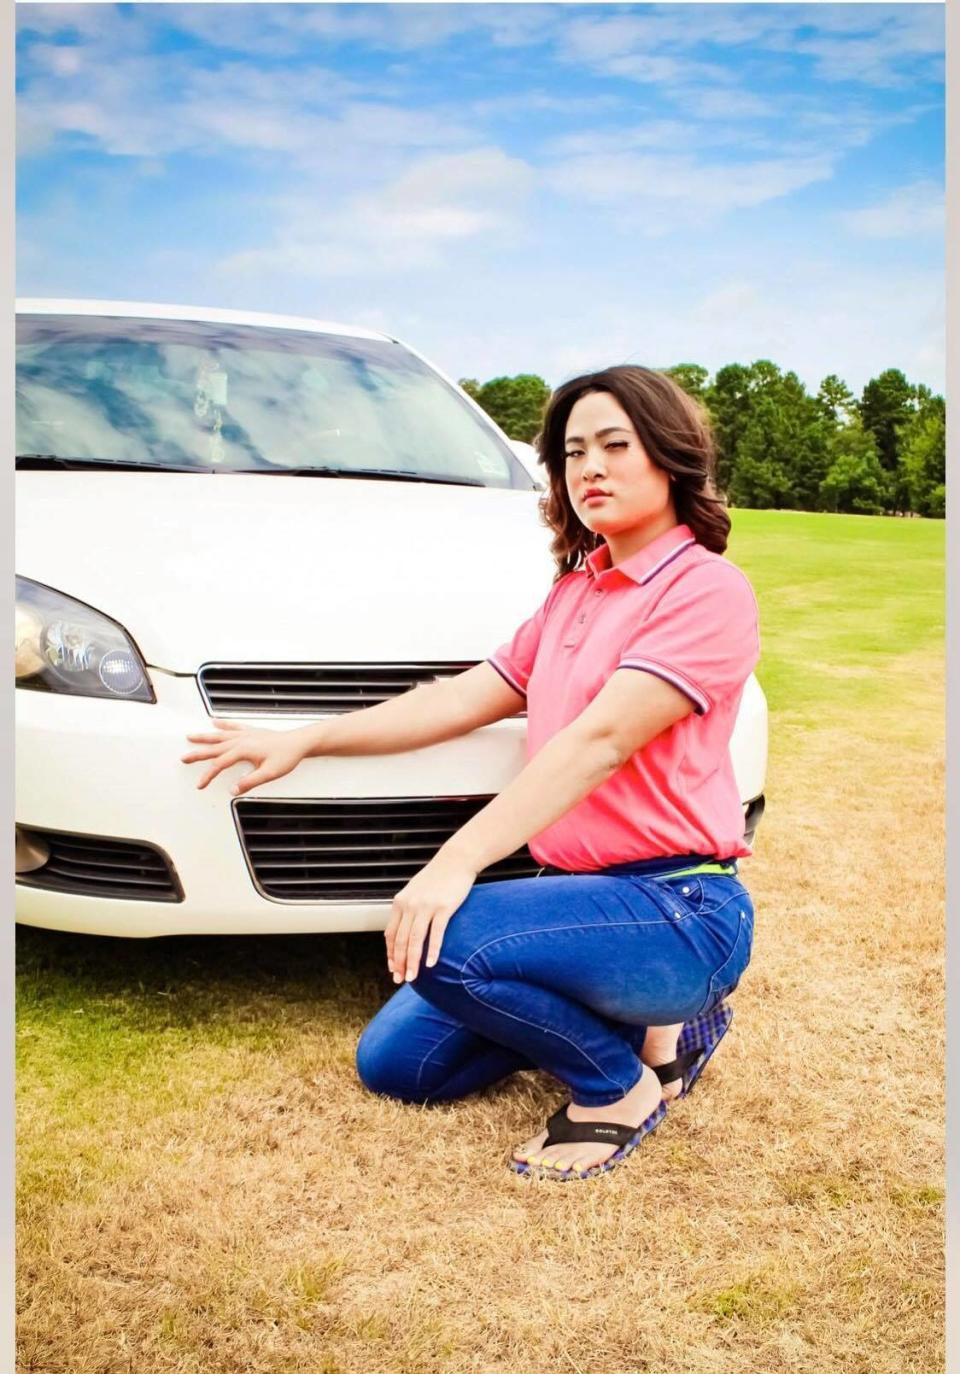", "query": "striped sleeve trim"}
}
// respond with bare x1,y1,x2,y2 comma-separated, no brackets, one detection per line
486,657,527,697
617,658,710,715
